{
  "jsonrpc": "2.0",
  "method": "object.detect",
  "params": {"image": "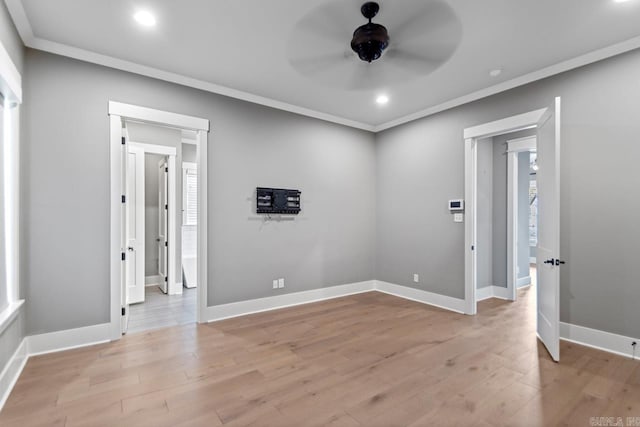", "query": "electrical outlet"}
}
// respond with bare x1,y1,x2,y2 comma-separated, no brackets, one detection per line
273,279,278,289
413,274,419,283
278,278,285,288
